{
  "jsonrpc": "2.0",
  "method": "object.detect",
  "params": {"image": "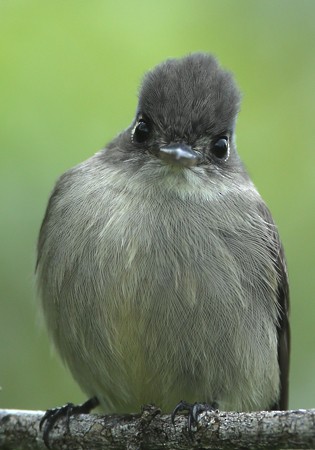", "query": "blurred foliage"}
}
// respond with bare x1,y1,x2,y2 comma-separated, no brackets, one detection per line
0,0,314,411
